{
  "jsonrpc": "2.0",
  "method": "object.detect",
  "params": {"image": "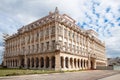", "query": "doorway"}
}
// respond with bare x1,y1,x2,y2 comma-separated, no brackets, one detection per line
90,58,95,69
